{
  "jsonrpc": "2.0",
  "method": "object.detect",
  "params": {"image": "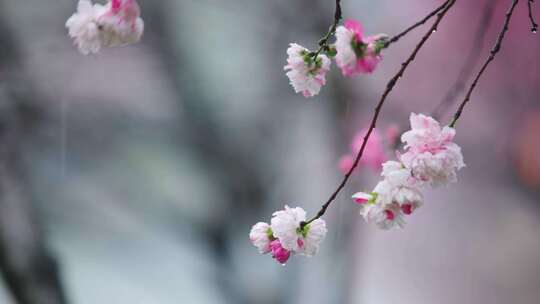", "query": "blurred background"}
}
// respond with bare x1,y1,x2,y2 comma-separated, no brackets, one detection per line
0,0,539,303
